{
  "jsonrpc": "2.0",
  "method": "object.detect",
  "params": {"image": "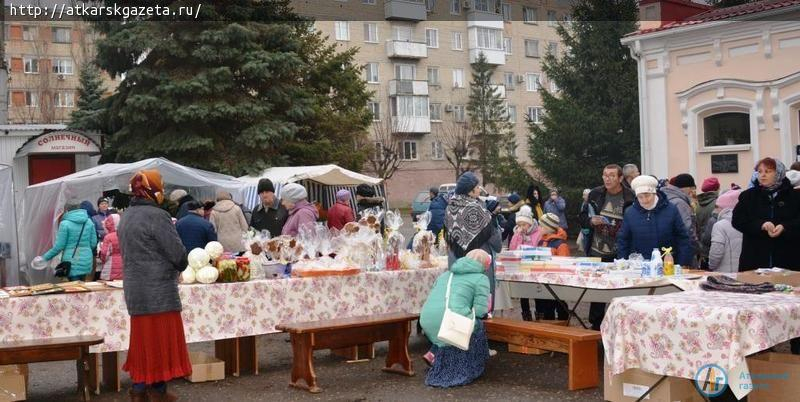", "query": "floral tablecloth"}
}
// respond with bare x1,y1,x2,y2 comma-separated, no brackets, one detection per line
602,290,800,398
0,269,444,353
496,271,702,290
